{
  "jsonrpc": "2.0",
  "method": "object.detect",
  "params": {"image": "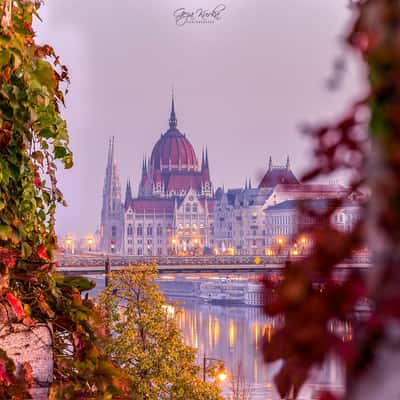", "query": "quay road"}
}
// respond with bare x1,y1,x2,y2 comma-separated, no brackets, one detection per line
57,254,371,276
